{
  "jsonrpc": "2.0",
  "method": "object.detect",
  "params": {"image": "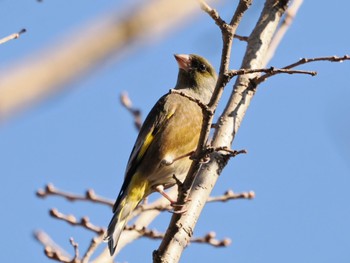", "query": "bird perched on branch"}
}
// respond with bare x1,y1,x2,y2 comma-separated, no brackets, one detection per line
105,54,217,255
